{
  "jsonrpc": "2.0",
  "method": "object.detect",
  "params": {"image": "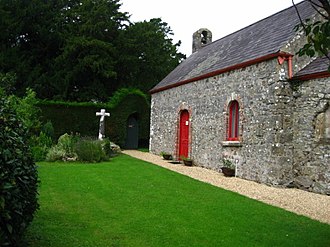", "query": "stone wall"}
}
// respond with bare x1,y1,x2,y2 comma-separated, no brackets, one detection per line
150,58,297,187
292,77,330,194
150,41,330,194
